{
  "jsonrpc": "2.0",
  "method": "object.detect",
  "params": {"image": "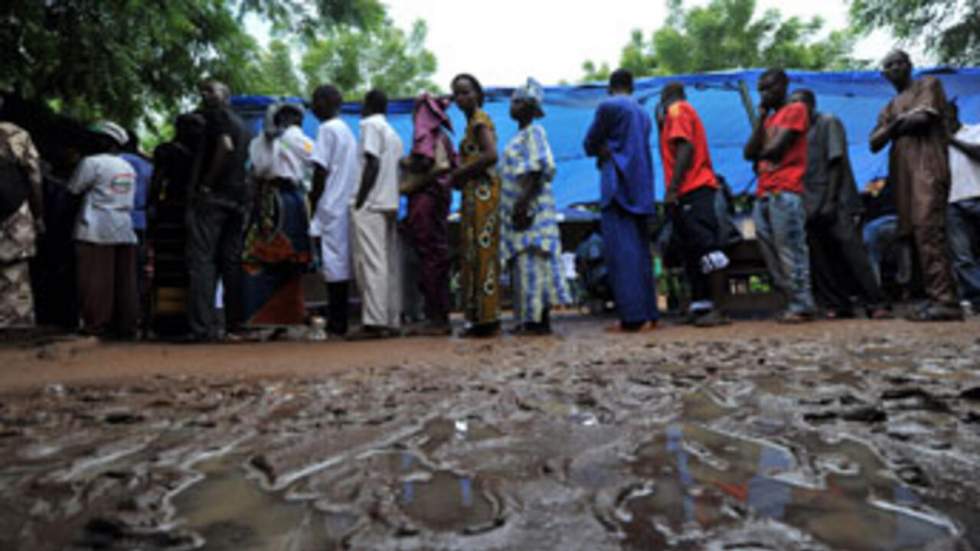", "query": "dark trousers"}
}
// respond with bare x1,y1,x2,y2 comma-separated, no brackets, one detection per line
76,242,139,337
326,280,349,336
601,203,659,327
406,193,450,322
947,197,980,307
808,211,886,311
675,187,722,304
186,201,245,339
